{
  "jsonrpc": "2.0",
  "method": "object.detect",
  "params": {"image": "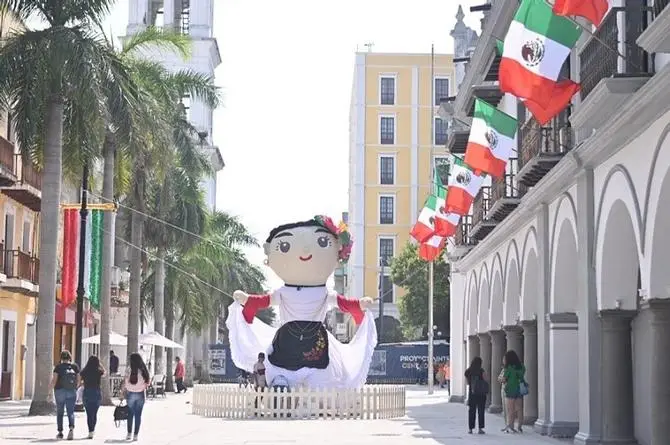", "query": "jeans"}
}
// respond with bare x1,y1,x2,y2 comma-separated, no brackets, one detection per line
54,388,77,432
83,387,101,432
468,394,486,430
126,391,145,435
